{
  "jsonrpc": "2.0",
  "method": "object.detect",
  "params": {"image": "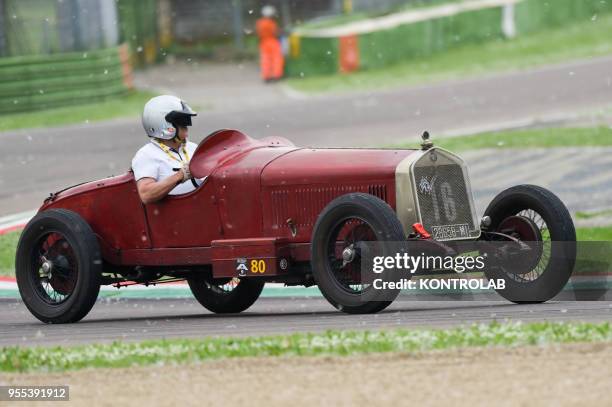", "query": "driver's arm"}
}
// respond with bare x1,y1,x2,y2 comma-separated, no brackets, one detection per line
137,172,183,204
